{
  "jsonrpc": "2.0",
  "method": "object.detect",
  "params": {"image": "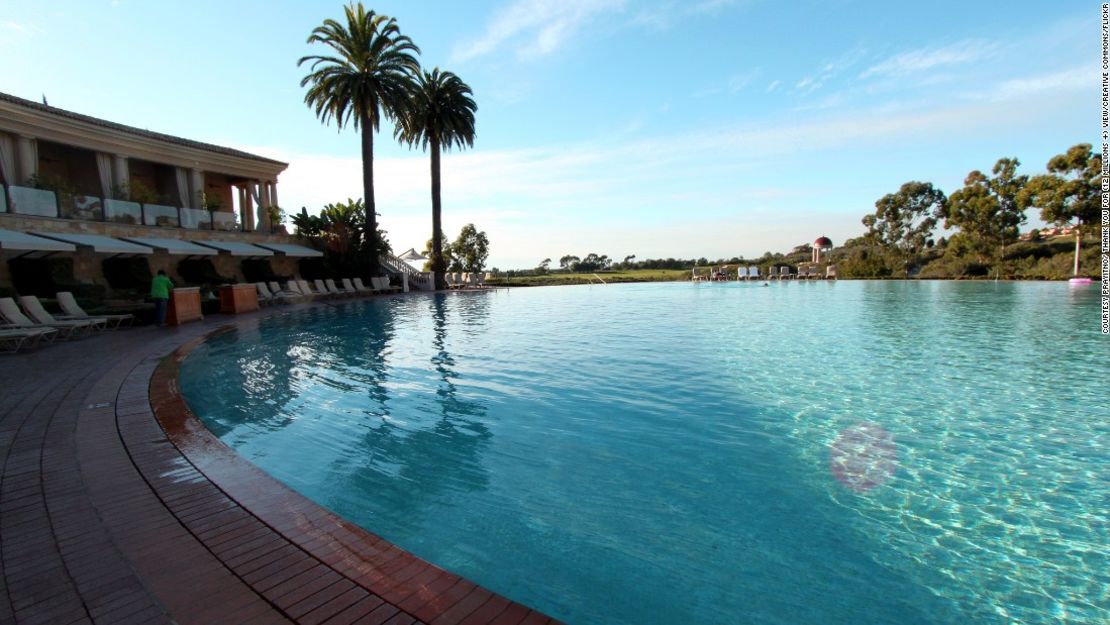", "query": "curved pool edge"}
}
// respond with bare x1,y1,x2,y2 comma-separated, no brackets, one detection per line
151,311,562,625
